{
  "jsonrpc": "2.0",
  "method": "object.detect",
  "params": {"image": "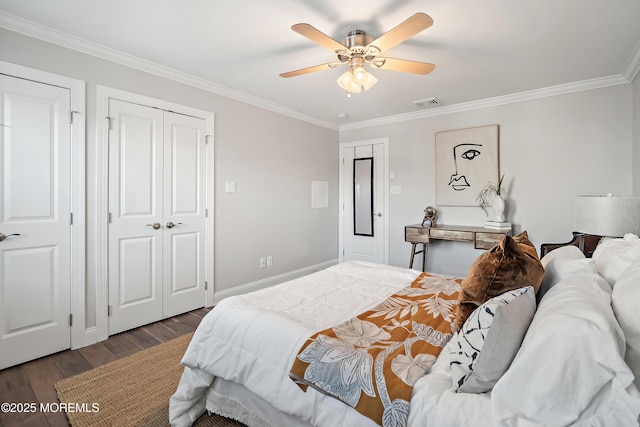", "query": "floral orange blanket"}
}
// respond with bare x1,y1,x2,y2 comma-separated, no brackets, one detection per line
289,272,461,427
